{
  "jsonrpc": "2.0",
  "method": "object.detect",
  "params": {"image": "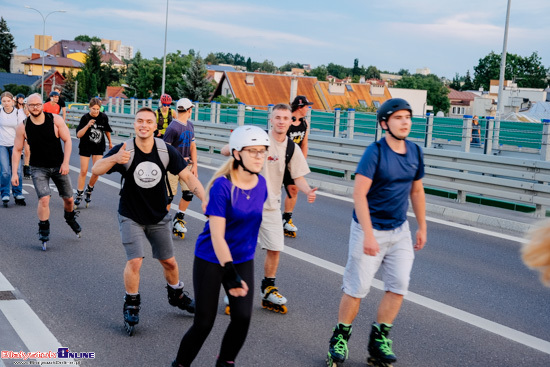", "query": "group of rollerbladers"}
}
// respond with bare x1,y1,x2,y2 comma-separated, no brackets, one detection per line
0,88,426,366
